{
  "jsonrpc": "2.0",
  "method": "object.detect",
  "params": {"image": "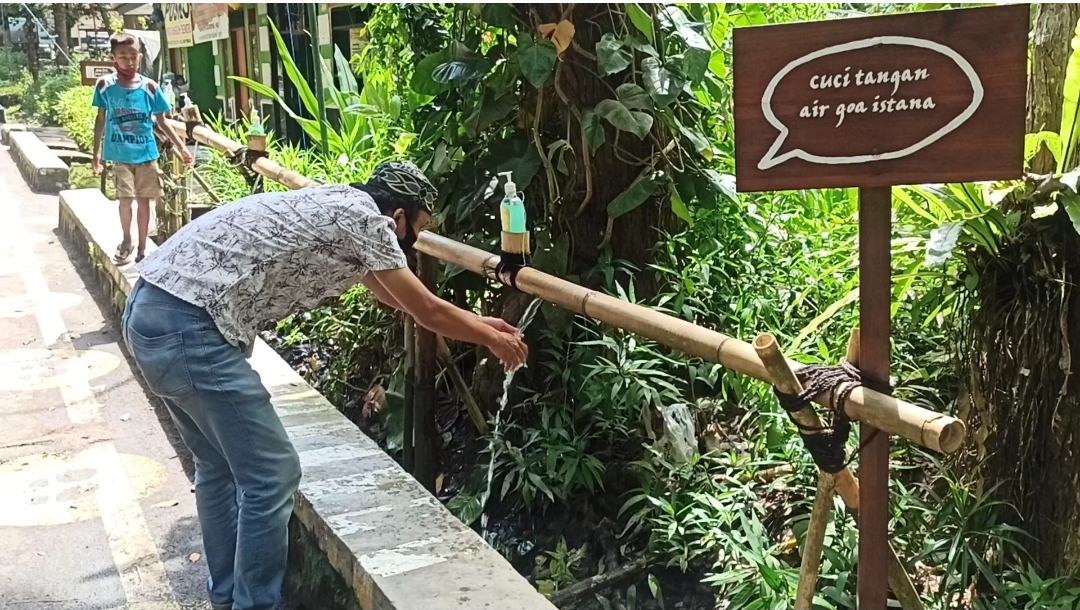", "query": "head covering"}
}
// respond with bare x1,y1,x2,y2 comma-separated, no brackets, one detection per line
368,161,437,212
